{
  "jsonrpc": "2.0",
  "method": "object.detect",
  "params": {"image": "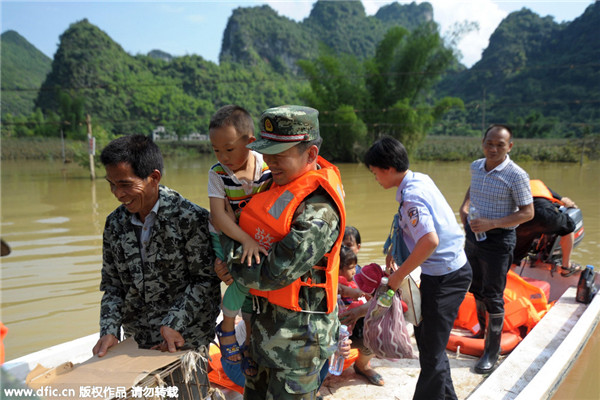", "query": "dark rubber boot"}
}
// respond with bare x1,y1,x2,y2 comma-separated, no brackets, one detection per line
474,312,504,374
470,300,487,339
